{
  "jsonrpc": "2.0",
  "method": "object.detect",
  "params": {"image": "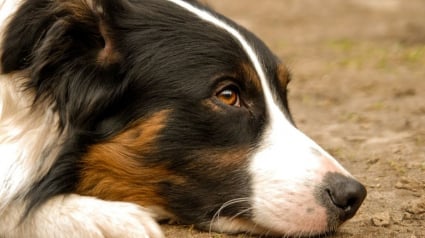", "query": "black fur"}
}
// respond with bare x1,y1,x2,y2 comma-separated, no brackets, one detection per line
1,0,290,224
